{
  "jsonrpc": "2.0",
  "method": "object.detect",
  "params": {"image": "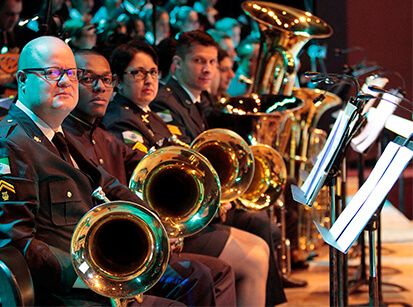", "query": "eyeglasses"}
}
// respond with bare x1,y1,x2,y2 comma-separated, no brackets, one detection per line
124,68,159,80
21,67,80,82
78,69,116,88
